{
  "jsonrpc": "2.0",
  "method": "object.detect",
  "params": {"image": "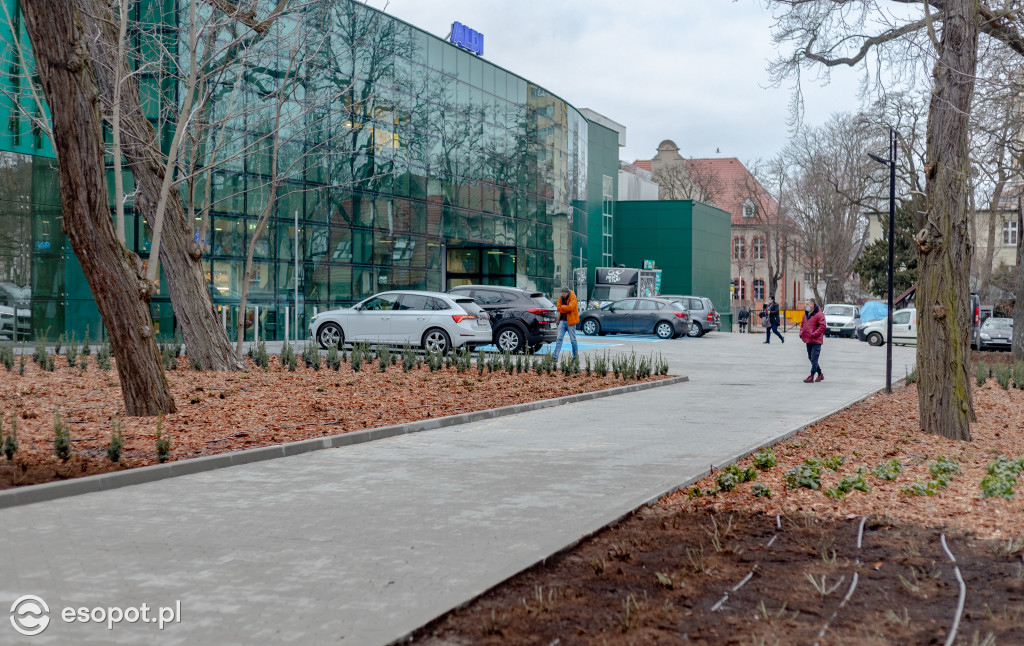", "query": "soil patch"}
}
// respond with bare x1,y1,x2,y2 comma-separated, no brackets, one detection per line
417,380,1024,644
0,352,666,489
